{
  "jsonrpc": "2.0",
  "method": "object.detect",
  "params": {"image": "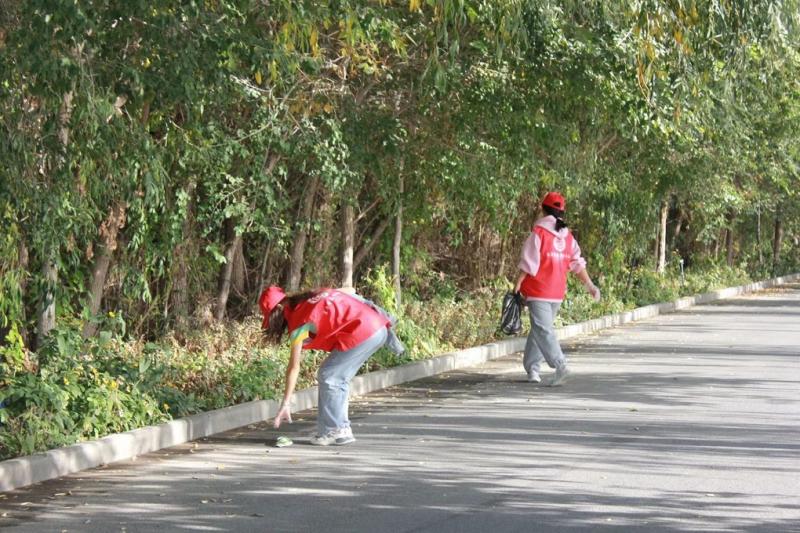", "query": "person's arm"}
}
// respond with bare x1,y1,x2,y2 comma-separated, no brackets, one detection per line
516,231,541,292
514,271,527,293
273,324,313,428
575,268,601,302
